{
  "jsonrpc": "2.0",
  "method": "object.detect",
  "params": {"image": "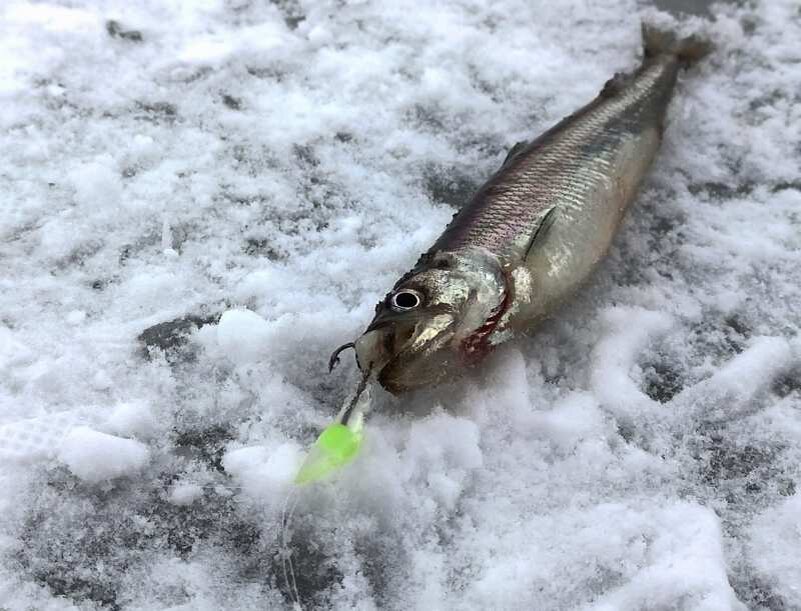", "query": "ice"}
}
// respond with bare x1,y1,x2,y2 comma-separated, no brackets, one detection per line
1,0,800,608
58,427,150,483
